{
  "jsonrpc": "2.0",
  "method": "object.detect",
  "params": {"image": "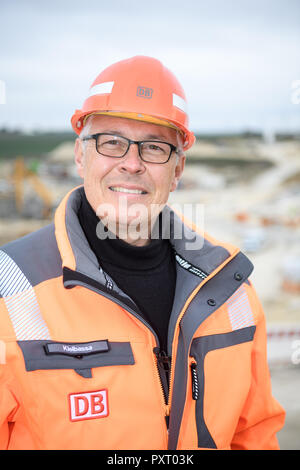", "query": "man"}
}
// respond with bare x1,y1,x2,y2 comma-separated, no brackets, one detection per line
0,56,284,450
